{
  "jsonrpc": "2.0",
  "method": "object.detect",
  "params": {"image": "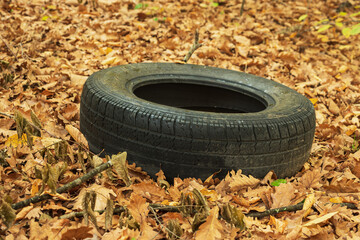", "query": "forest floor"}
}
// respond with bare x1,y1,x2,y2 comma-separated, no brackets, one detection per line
1,0,360,239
